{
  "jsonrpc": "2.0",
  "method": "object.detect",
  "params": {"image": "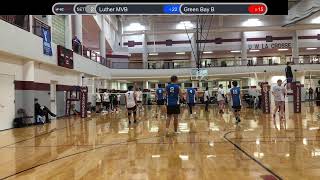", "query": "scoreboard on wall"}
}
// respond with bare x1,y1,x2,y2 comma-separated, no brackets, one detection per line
57,45,74,69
